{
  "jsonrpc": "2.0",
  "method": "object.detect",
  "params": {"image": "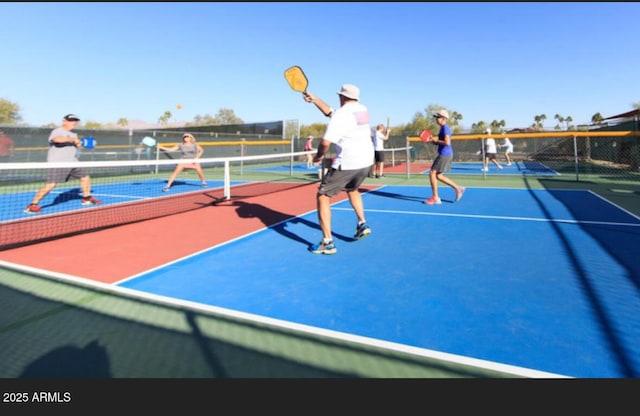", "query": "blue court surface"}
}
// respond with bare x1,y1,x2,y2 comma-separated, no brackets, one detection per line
116,185,640,378
0,179,239,222
443,161,559,176
247,161,559,176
